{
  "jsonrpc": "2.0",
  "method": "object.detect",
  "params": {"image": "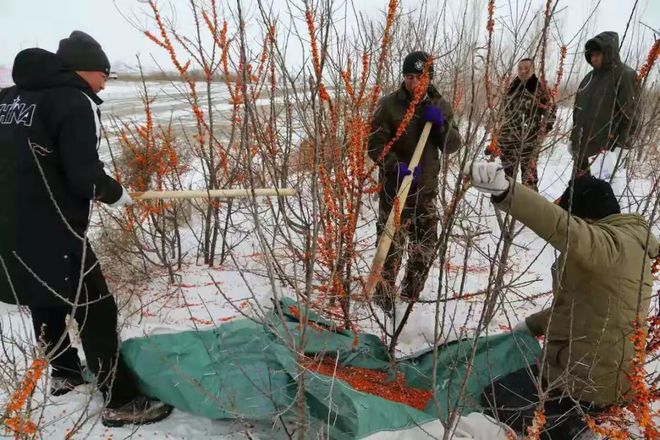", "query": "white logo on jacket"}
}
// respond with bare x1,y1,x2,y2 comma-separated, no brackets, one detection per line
0,96,36,126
